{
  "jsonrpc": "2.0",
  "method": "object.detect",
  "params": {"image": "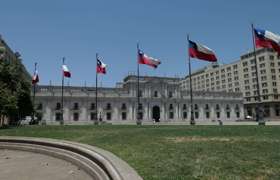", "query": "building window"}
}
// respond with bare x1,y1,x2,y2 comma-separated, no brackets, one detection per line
73,113,79,121
106,103,111,110
194,104,198,110
259,56,265,61
262,89,268,94
183,112,187,119
263,95,268,100
205,104,209,110
121,103,127,110
55,103,61,110
206,112,210,119
244,80,250,84
242,62,248,66
262,83,268,87
106,112,111,120
169,104,173,110
90,103,96,110
261,76,267,81
90,113,97,120
169,112,174,119
195,112,199,119
215,104,220,111
121,112,127,120
55,113,62,121
168,91,173,98
260,70,266,74
227,112,230,118
236,112,240,118
216,112,220,118
226,104,230,111
73,103,79,110
183,104,187,110
154,91,158,97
